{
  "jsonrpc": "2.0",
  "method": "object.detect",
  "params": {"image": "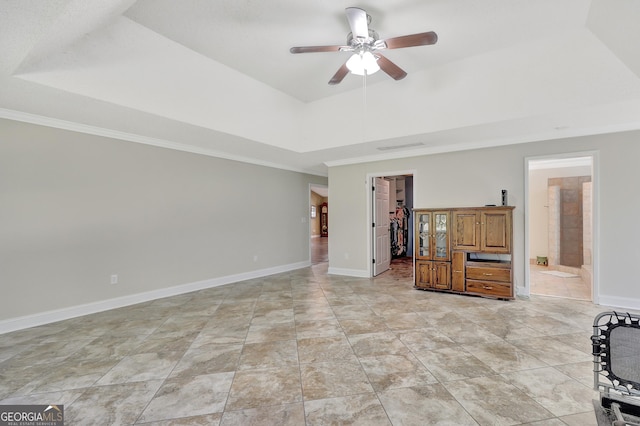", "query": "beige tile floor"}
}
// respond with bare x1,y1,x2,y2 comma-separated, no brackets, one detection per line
530,264,592,301
0,260,620,425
